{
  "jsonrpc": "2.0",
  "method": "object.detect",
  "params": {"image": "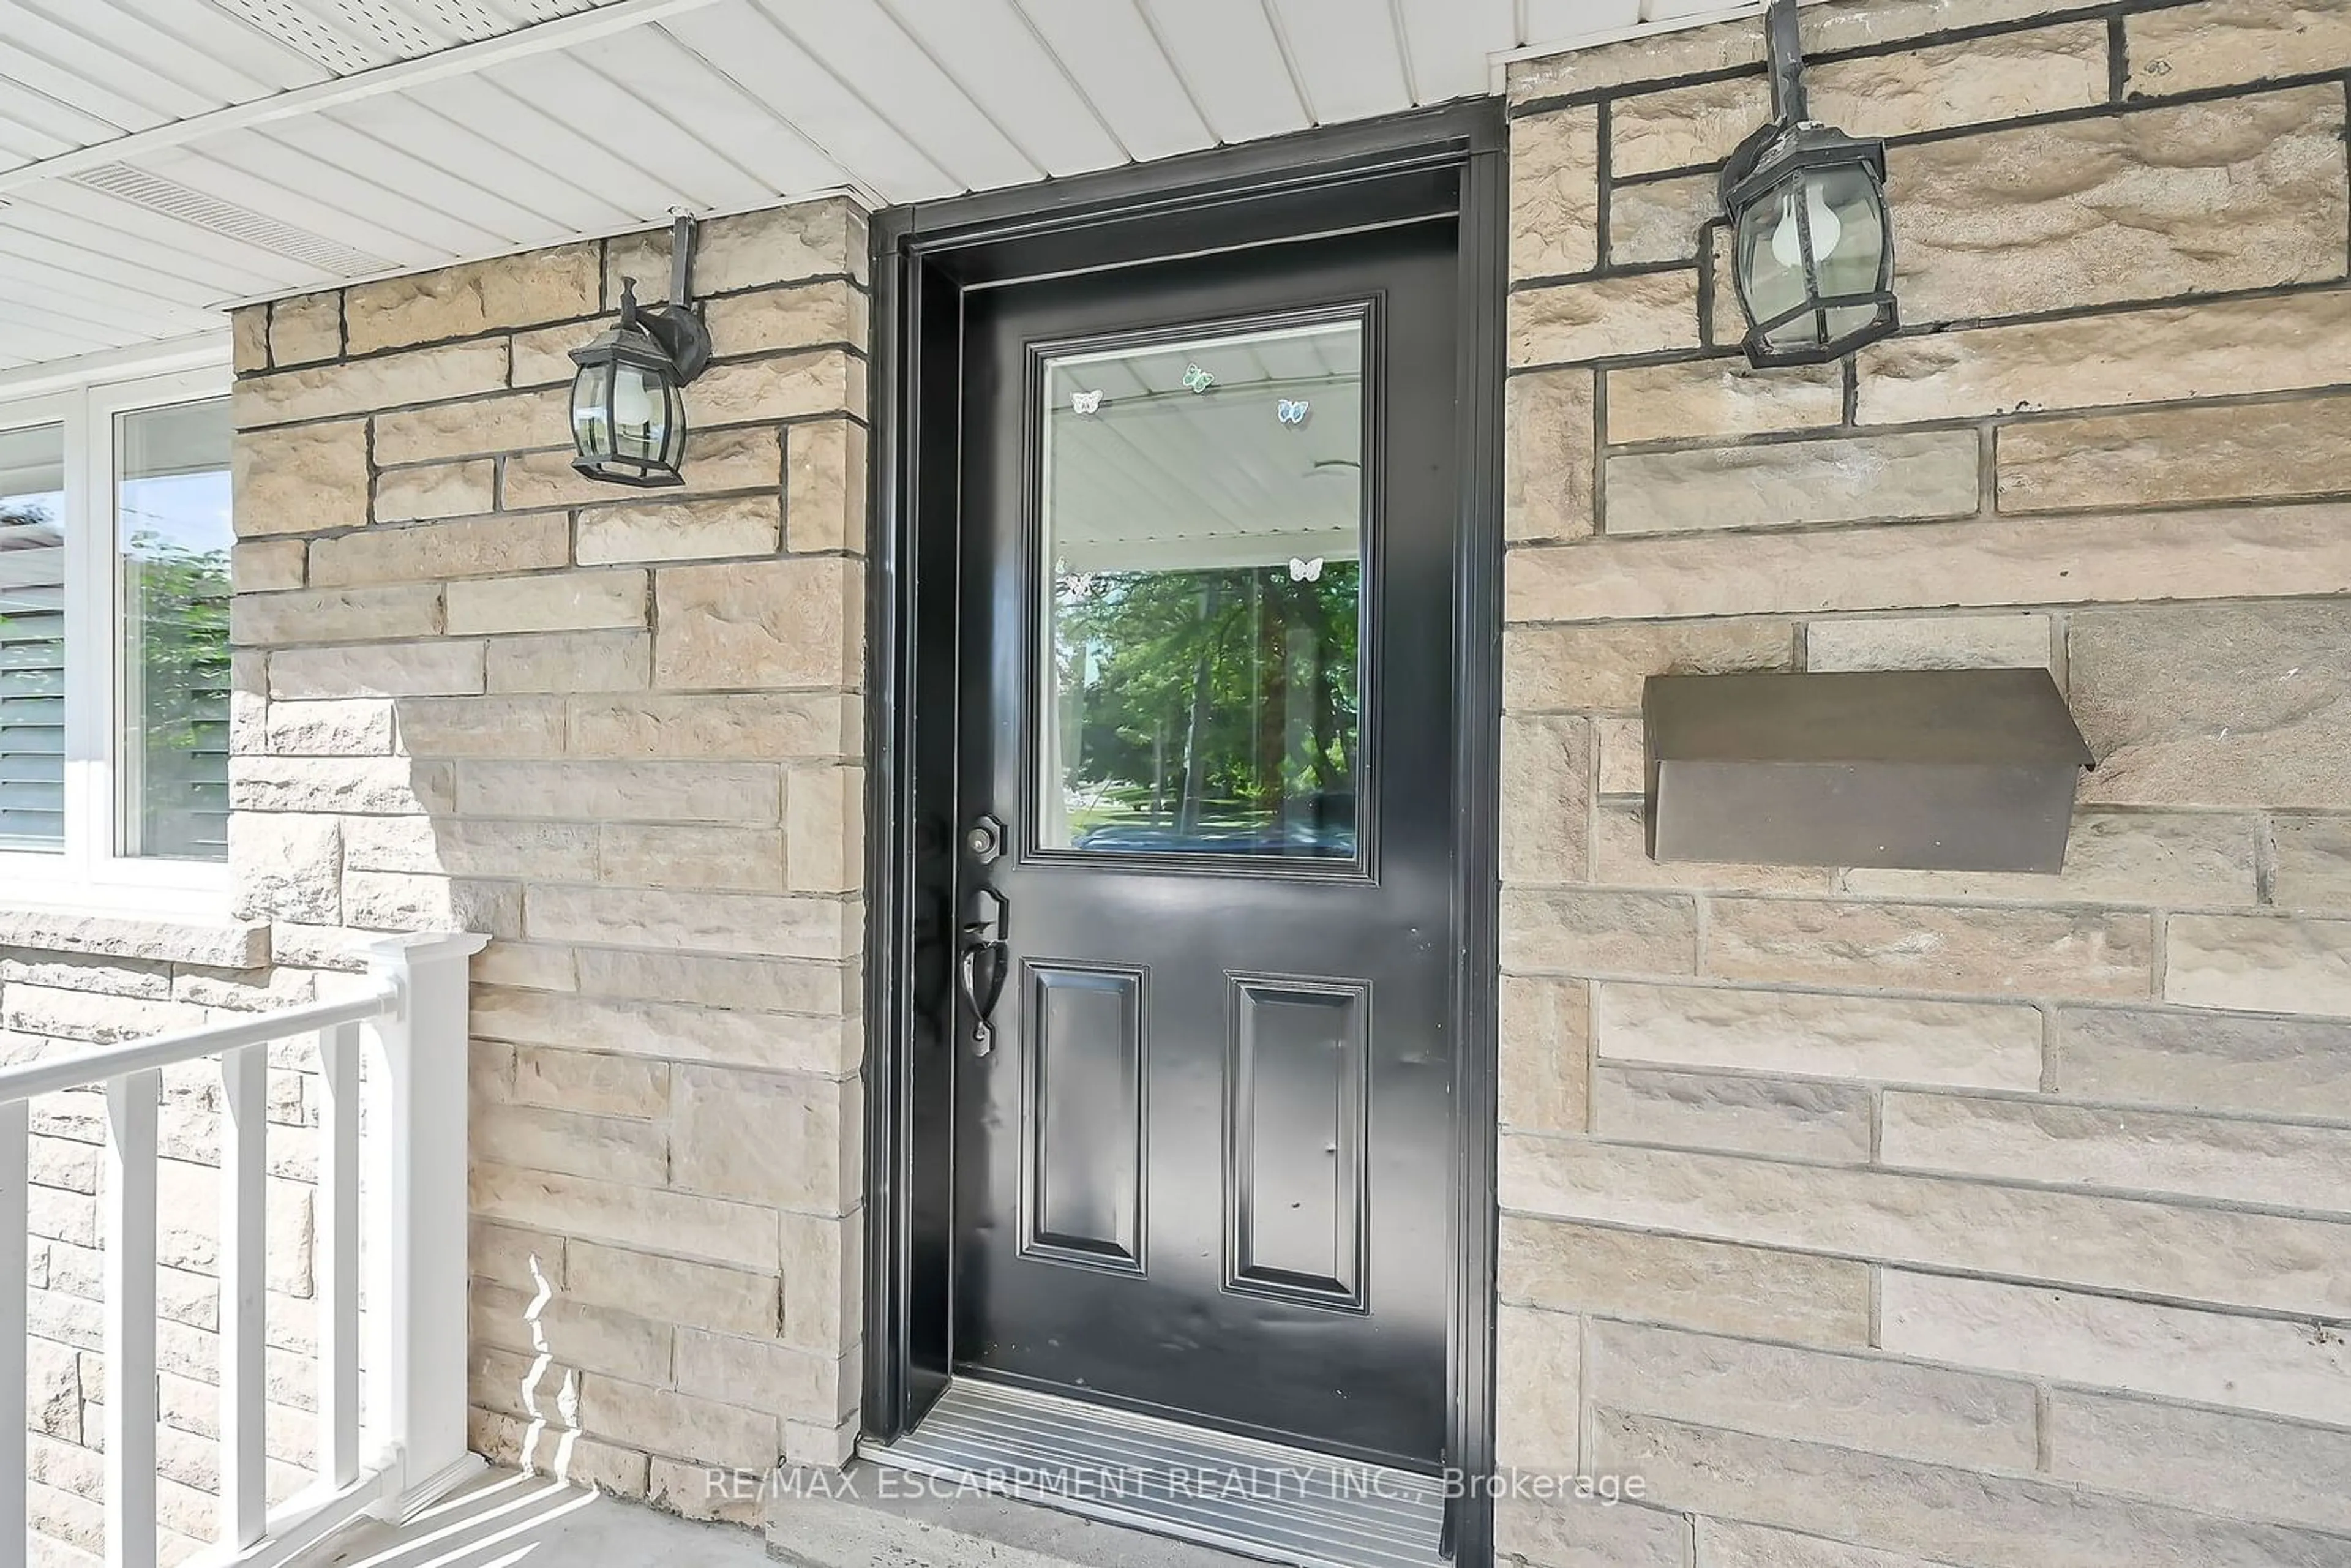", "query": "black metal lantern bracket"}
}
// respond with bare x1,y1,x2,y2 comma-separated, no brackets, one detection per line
623,212,713,385
1717,0,1900,366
